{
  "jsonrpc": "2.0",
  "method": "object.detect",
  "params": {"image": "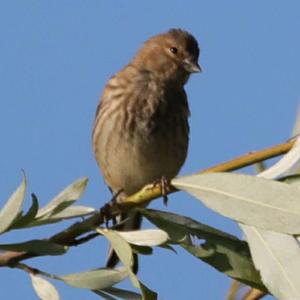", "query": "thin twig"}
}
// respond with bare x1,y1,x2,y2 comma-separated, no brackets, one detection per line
226,280,241,300
15,262,61,280
241,288,267,300
201,139,294,174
